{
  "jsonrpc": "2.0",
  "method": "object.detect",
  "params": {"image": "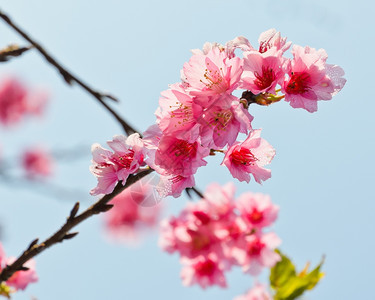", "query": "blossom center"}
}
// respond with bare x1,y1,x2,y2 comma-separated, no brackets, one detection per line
188,229,211,251
111,150,135,169
286,72,311,94
195,259,216,276
193,211,211,225
206,109,233,134
200,62,228,93
170,103,193,127
248,208,264,224
247,238,265,256
230,148,257,166
254,66,276,90
171,140,197,158
259,41,271,54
